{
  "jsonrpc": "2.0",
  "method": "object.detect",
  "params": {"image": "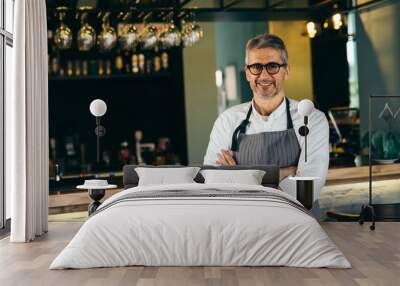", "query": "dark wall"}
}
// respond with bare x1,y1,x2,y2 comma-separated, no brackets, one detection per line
49,50,187,173
311,31,350,113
